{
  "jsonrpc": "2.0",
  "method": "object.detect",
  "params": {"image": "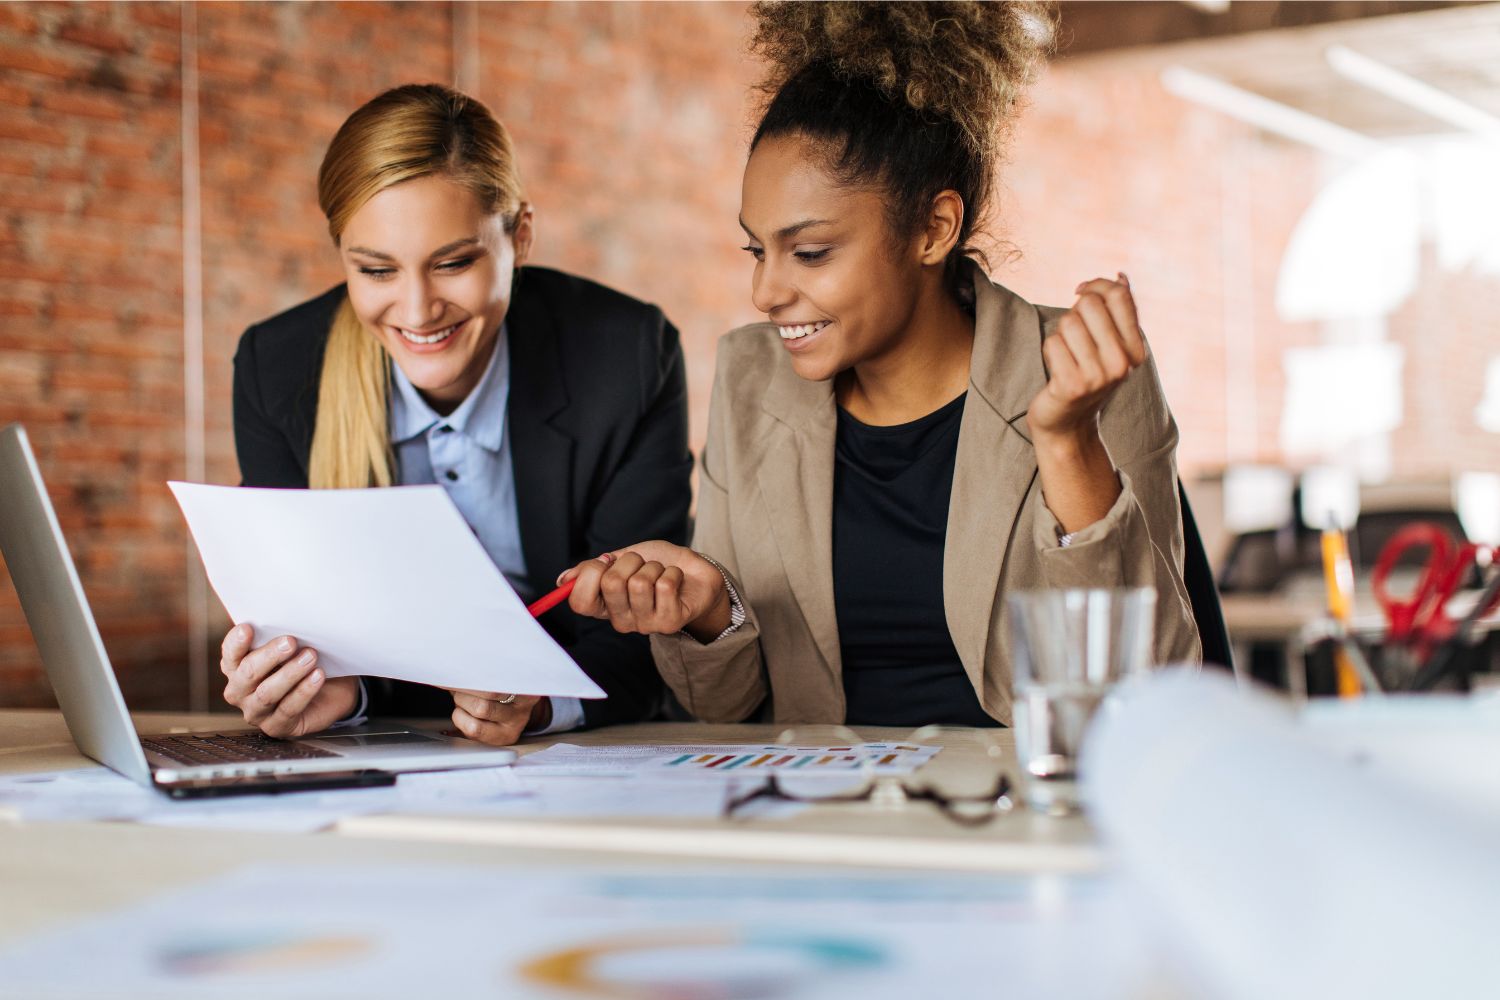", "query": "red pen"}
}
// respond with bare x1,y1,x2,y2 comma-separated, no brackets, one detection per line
527,579,575,618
